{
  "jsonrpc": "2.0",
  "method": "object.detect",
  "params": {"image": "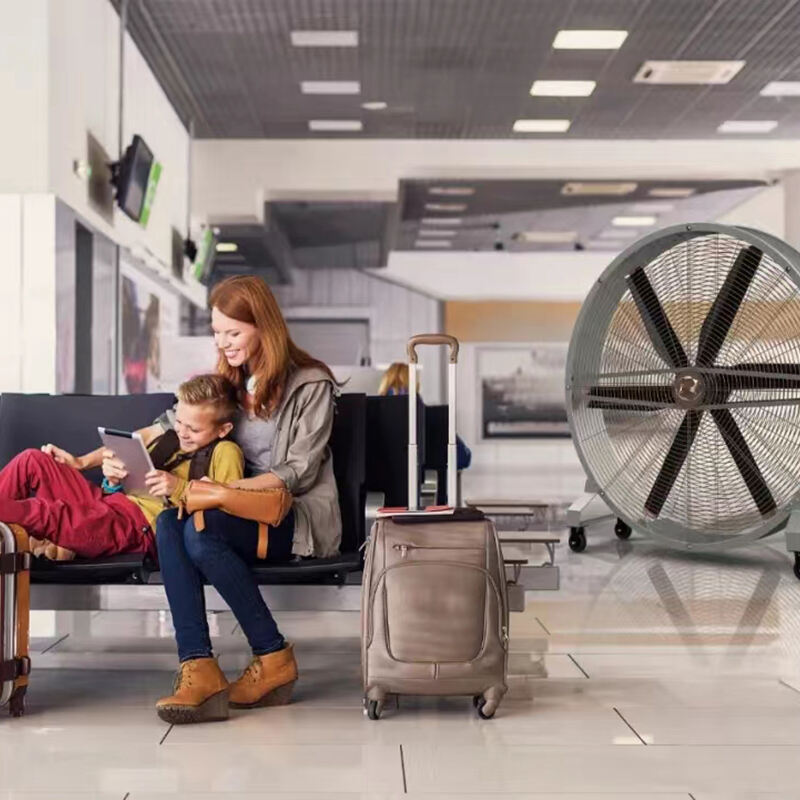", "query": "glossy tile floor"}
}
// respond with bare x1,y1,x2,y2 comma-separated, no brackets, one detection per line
5,520,800,799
